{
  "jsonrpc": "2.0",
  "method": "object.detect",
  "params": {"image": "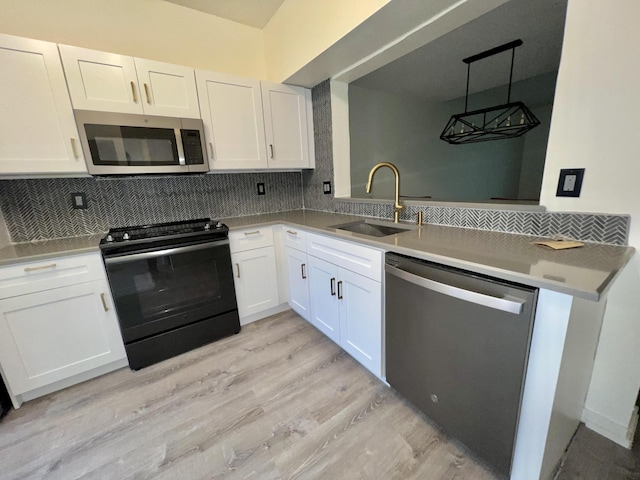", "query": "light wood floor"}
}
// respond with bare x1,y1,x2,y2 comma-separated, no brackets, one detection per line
0,310,503,480
2,310,637,480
